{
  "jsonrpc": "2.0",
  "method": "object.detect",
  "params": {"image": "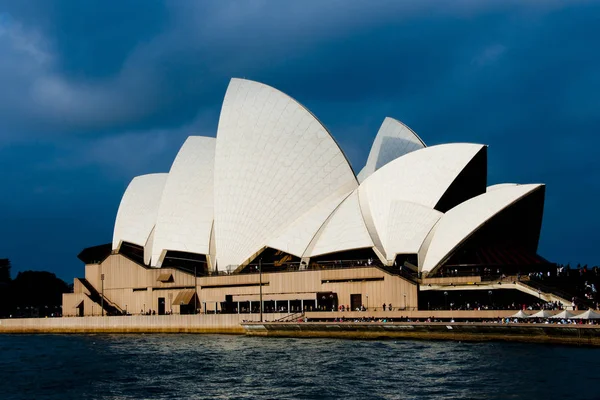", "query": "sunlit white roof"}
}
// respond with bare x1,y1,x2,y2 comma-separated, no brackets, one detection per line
112,173,168,250
305,189,375,257
214,78,358,270
421,184,545,274
357,117,426,183
487,183,517,192
268,181,355,257
358,143,484,260
385,201,443,262
150,136,216,267
107,78,546,278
